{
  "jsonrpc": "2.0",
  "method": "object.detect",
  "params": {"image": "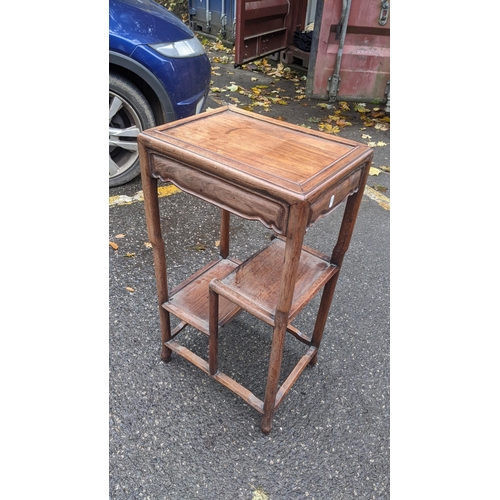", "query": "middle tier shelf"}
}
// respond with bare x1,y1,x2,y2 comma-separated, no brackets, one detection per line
210,238,339,327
